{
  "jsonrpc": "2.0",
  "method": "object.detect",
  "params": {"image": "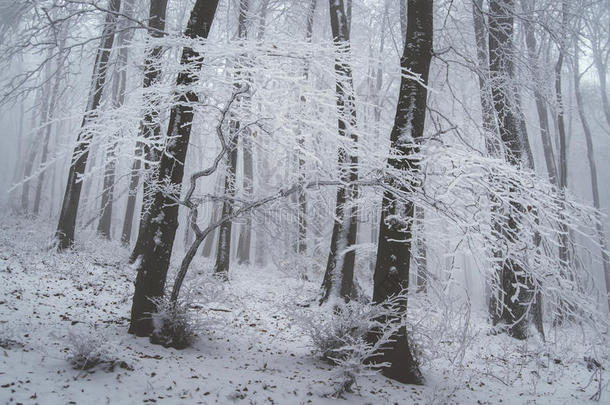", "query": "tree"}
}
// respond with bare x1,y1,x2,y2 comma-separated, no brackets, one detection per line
583,0,610,129
520,0,558,185
295,0,317,256
573,43,610,312
368,0,432,385
54,0,121,250
97,0,136,238
121,0,169,247
213,0,250,279
319,0,360,304
21,65,51,213
34,34,68,216
128,0,220,337
487,0,535,339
